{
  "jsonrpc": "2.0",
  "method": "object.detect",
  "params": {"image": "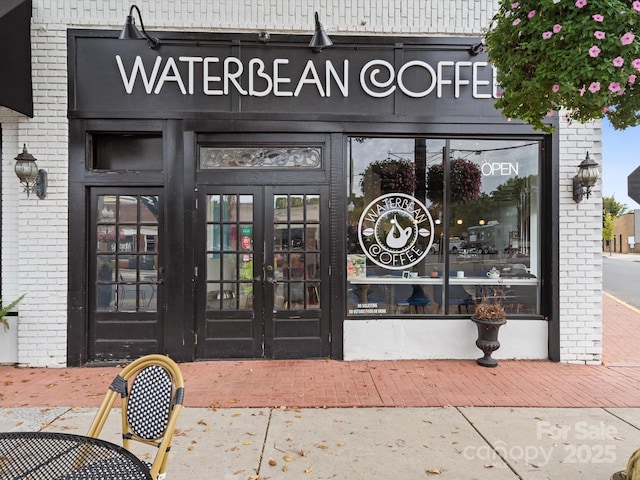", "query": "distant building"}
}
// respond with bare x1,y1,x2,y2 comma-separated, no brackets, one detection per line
608,212,638,254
